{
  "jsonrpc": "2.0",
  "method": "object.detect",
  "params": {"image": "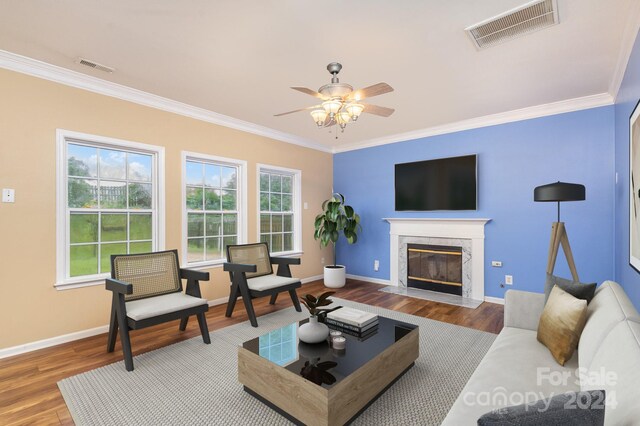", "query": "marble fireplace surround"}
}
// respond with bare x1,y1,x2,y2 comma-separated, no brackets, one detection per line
384,218,491,301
